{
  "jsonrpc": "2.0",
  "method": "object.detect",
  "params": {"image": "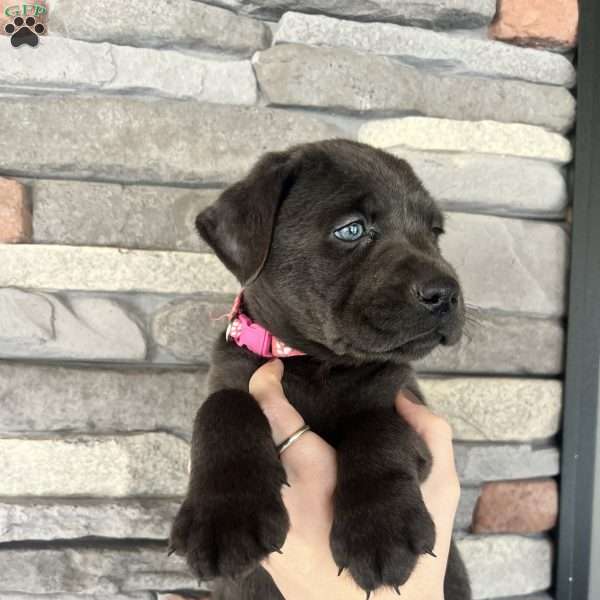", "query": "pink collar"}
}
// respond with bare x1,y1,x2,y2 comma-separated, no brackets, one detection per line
225,292,306,359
